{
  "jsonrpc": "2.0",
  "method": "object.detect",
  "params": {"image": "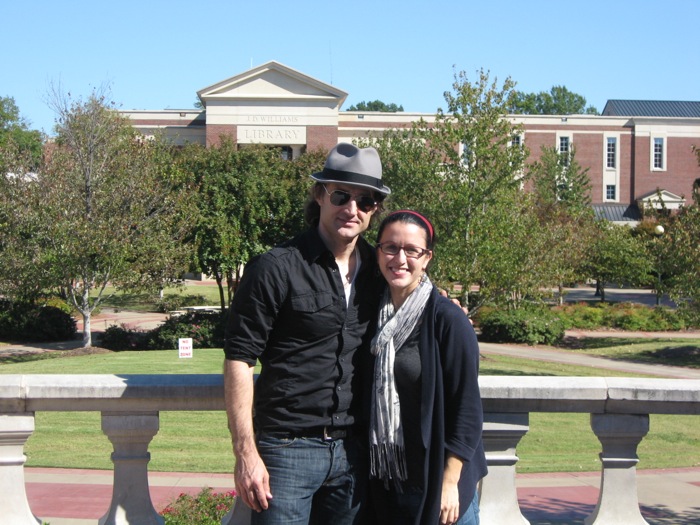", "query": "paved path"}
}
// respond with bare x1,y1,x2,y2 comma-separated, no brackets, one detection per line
25,467,700,524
